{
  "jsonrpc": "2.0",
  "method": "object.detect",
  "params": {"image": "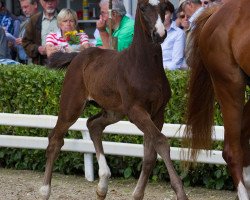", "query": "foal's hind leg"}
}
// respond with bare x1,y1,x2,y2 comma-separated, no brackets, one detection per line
241,99,250,197
128,105,187,200
40,69,87,200
87,110,124,199
132,107,164,199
